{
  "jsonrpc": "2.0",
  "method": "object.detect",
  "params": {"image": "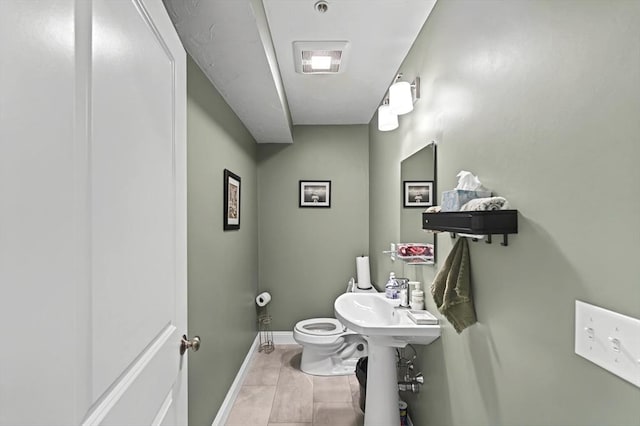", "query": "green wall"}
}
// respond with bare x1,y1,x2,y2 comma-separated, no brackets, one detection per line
257,125,370,330
185,1,640,423
370,1,640,425
186,56,259,426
